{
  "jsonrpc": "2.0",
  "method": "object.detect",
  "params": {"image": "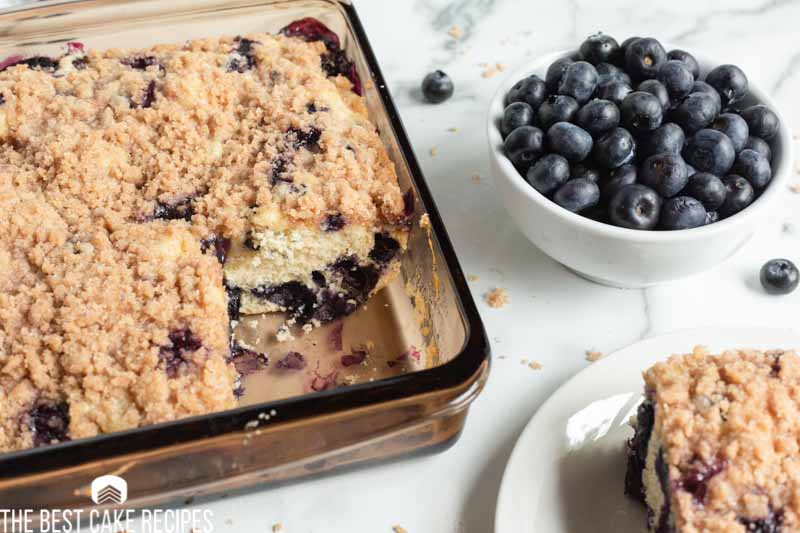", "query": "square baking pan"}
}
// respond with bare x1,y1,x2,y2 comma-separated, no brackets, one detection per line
0,0,490,511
